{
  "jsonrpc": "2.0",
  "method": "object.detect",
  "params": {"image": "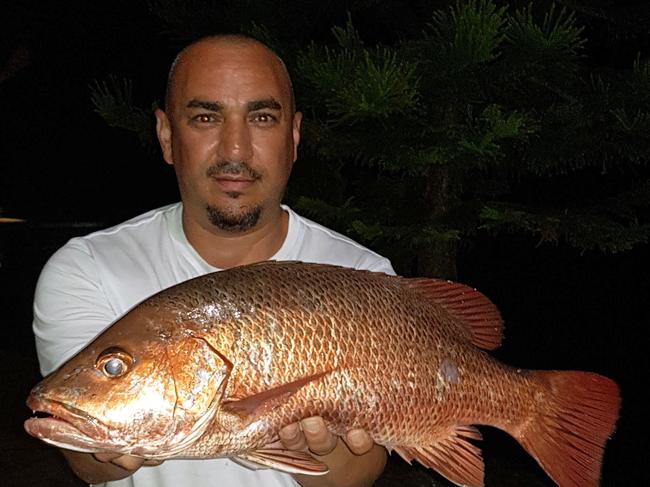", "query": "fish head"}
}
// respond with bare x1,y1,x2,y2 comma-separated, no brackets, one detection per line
25,304,231,458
